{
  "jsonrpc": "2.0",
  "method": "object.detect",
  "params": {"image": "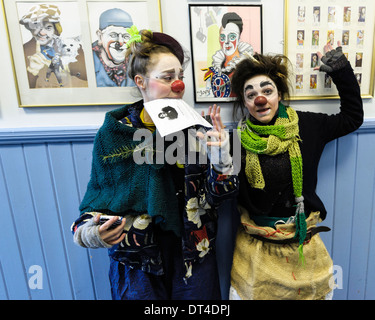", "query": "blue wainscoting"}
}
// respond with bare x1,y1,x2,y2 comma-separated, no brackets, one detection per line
1,121,375,300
